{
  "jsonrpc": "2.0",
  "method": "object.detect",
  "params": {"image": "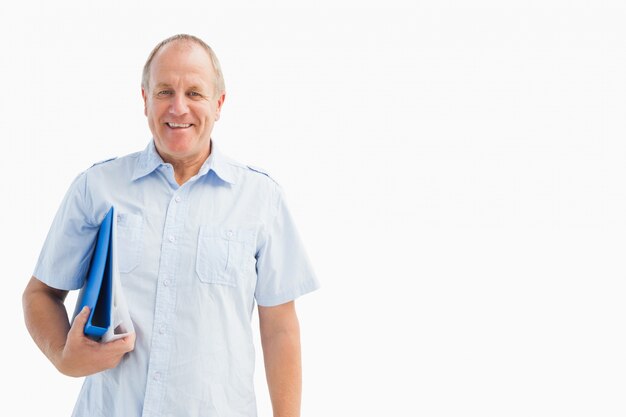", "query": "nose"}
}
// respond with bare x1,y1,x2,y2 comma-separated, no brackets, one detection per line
169,93,189,116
